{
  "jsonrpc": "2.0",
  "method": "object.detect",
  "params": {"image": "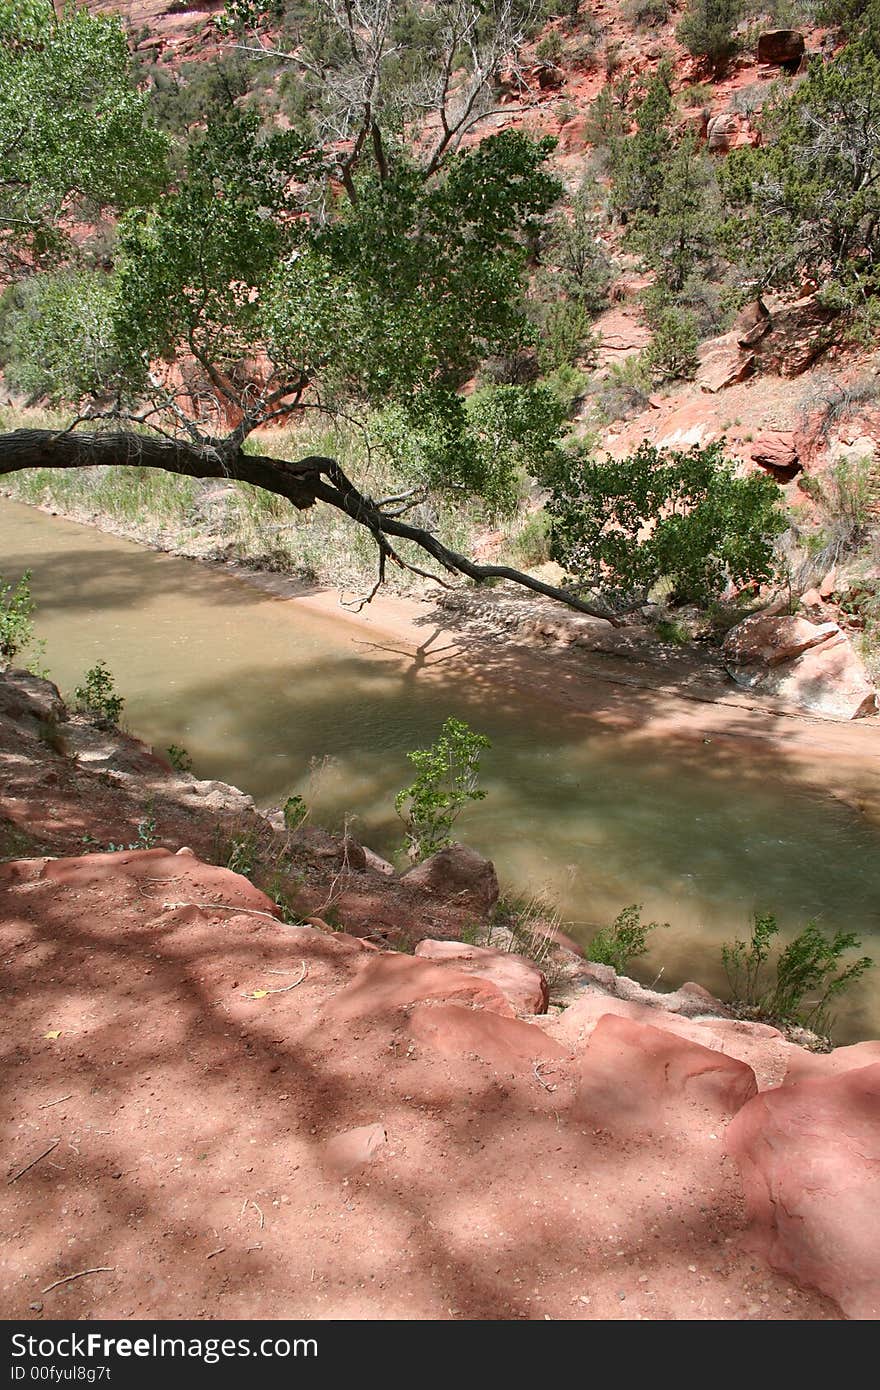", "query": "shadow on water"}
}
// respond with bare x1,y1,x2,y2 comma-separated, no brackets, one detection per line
4,497,880,1040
